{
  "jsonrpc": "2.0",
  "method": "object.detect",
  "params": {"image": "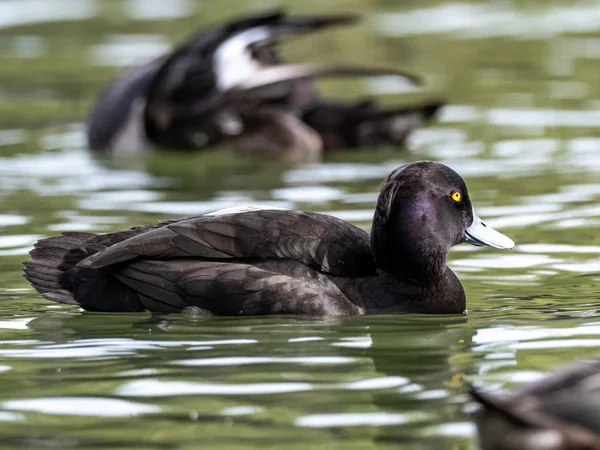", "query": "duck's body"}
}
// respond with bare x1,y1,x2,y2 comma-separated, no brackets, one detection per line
24,162,513,315
25,210,464,315
87,10,444,159
471,360,600,450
